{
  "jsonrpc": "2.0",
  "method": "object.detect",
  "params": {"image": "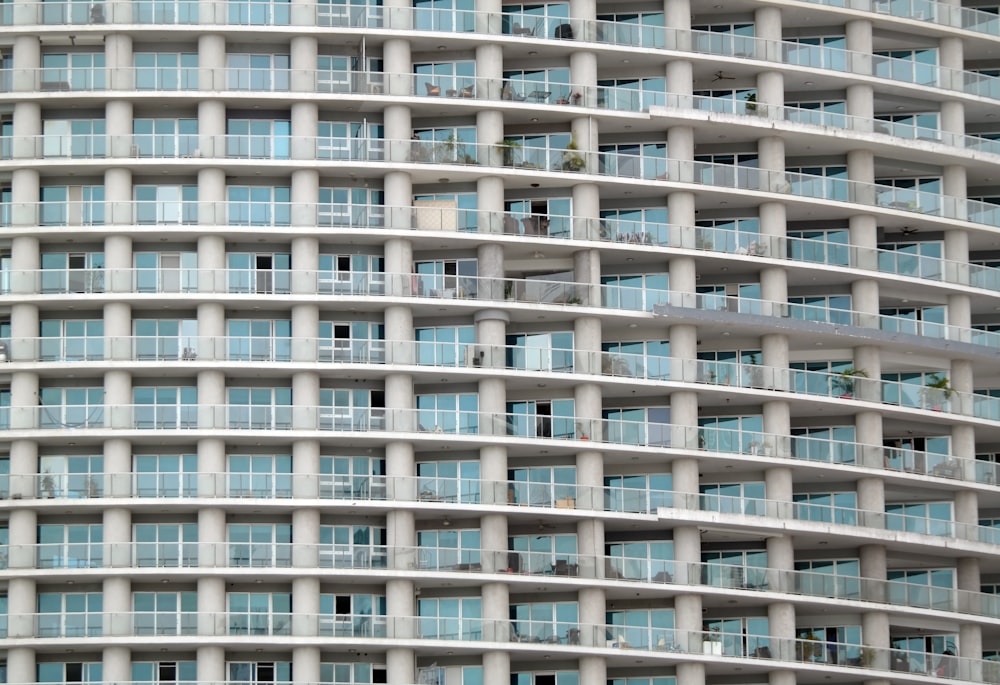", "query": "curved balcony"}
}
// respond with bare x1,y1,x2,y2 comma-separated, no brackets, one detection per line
6,540,1000,626
8,0,1000,45
0,616,994,682
6,3,1000,97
